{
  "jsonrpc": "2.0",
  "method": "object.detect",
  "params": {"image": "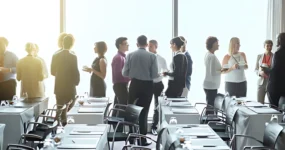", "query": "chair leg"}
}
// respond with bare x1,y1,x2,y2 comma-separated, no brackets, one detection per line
107,141,110,150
